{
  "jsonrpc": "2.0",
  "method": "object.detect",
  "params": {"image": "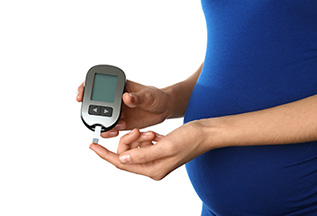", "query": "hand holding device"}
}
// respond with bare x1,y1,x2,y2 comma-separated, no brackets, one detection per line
77,80,171,138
